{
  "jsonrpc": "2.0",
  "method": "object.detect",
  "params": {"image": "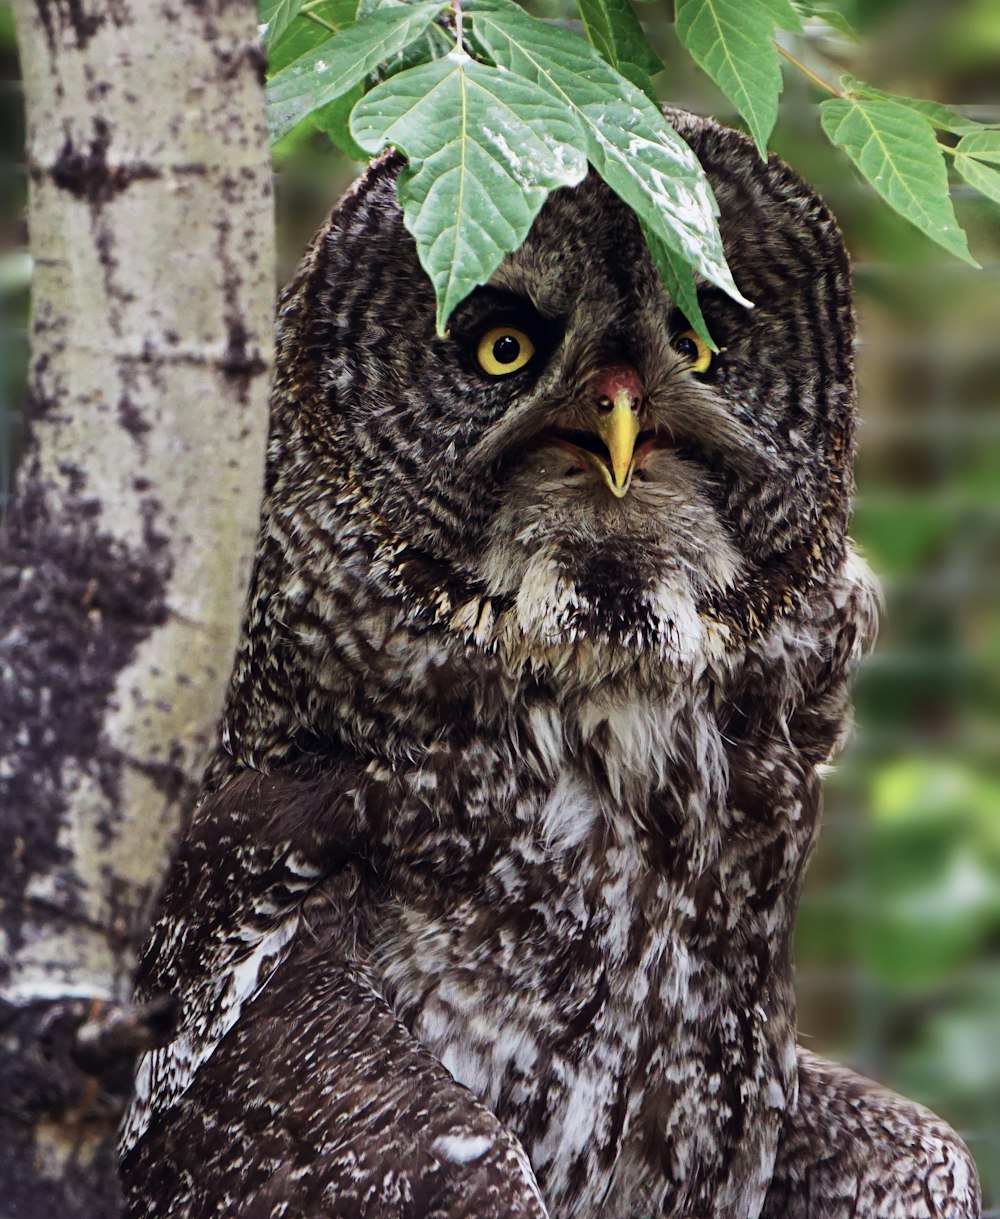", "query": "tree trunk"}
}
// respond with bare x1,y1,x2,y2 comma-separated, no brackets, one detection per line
0,2,275,1214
